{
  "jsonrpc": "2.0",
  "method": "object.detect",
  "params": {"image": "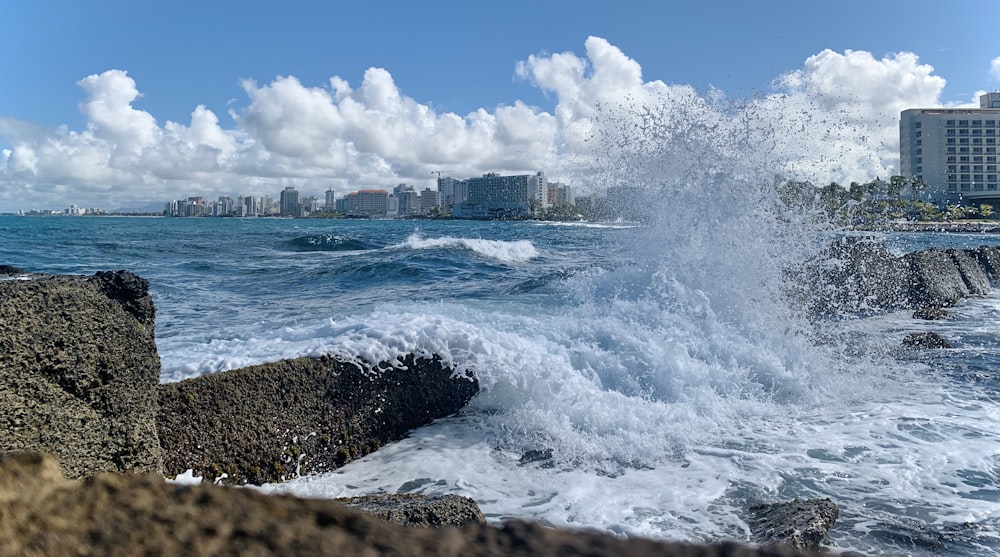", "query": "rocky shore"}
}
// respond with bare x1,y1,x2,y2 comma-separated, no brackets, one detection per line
7,245,991,555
